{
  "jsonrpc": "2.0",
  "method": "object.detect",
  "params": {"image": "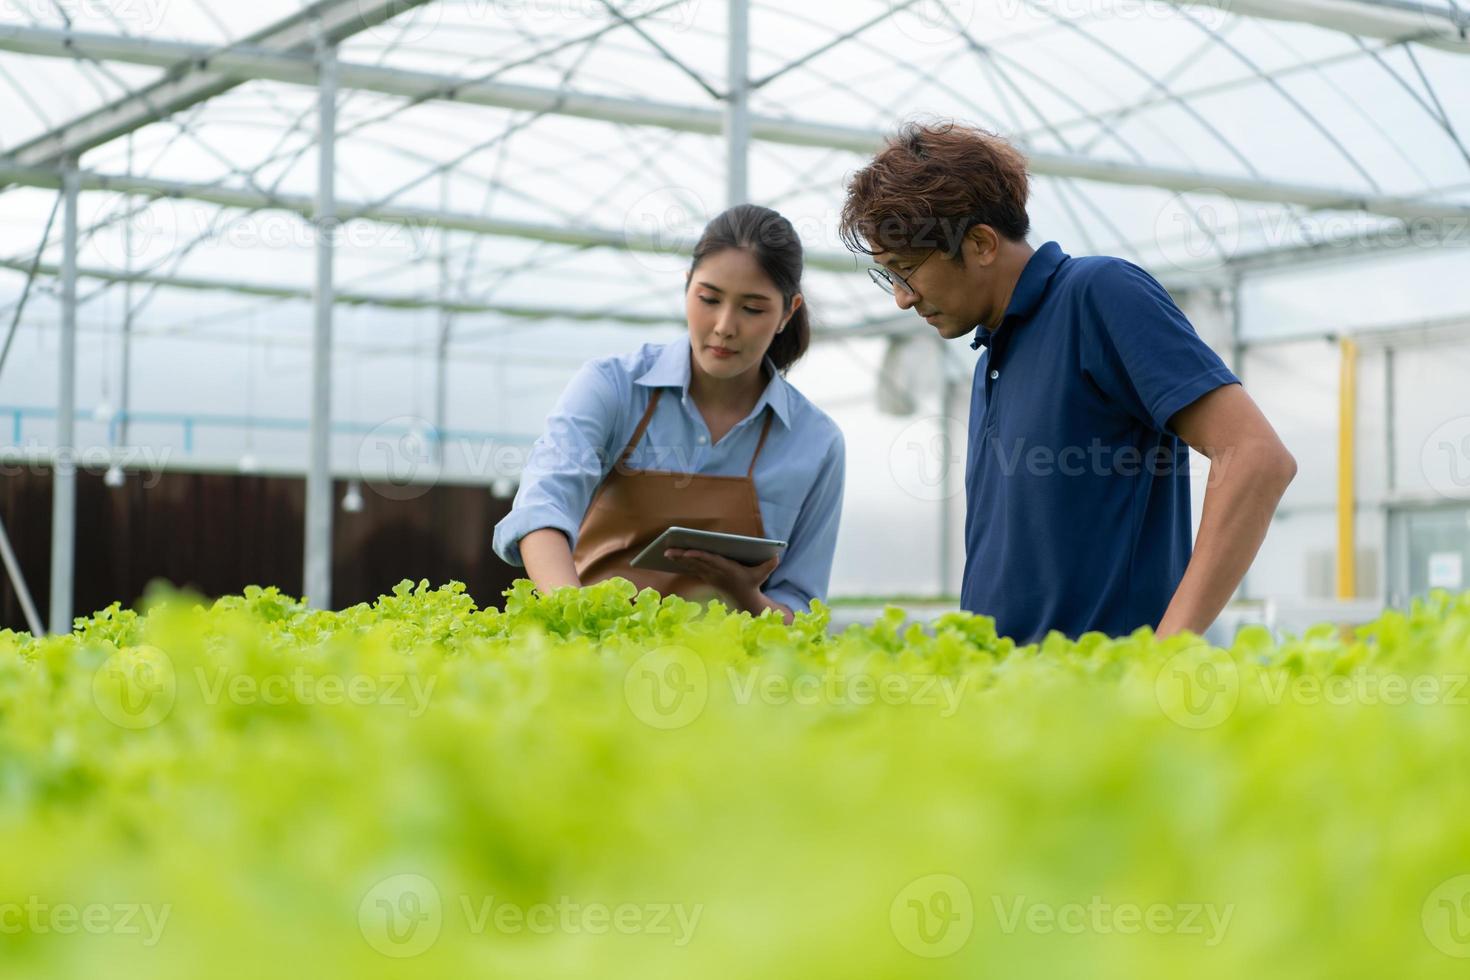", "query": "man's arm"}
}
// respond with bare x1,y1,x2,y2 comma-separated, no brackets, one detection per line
1157,384,1297,639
